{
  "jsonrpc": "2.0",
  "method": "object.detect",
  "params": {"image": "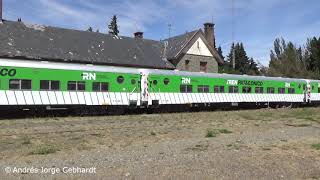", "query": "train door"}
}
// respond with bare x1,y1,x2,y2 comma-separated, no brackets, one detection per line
140,71,149,106
305,80,311,103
